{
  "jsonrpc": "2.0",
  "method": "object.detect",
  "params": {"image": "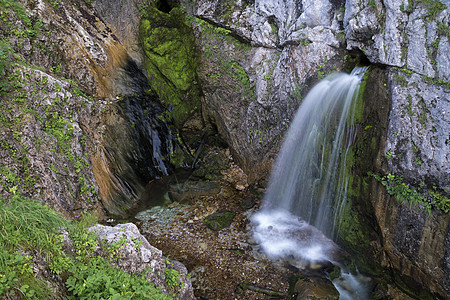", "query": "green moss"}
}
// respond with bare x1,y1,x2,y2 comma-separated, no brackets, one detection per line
139,5,200,128
338,176,370,248
204,210,235,231
354,68,370,122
